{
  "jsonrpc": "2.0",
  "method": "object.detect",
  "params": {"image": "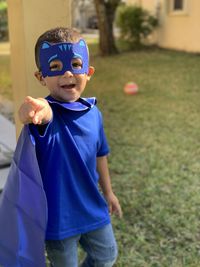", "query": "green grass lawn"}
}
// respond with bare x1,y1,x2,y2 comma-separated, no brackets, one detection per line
0,54,12,100
1,44,200,266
